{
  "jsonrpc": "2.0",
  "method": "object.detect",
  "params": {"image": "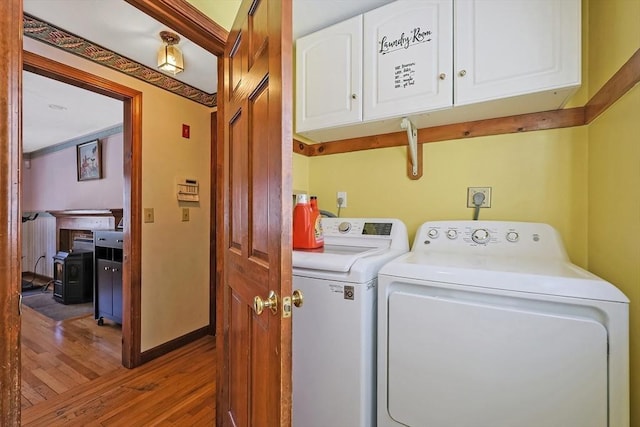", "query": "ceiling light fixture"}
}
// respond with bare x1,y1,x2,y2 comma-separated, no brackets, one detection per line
157,31,184,75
